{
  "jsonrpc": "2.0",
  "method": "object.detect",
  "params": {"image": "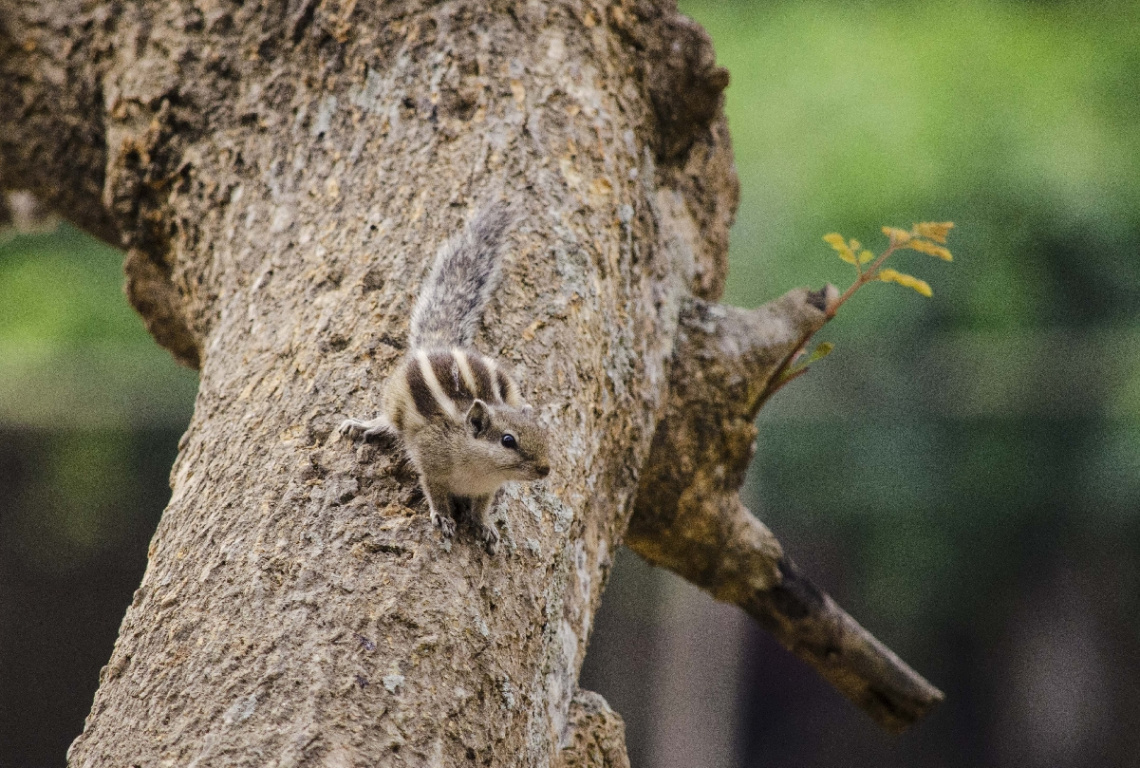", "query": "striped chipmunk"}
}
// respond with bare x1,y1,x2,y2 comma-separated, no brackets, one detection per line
339,203,550,554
